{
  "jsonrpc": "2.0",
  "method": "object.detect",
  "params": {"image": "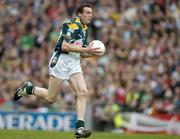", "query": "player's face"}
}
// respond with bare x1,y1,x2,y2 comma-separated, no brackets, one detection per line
79,7,92,25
